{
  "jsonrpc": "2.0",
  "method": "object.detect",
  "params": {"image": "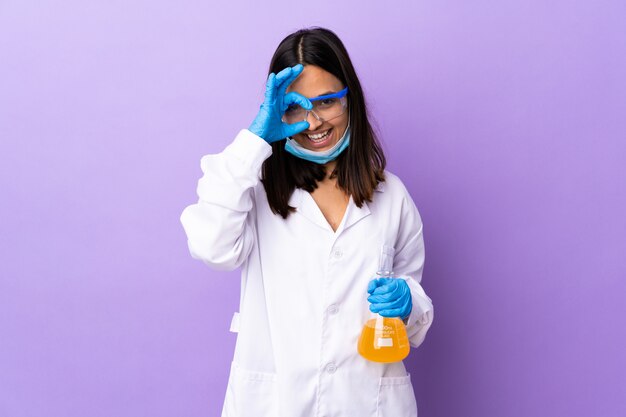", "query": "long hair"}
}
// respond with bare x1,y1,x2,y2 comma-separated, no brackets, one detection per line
261,27,386,218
